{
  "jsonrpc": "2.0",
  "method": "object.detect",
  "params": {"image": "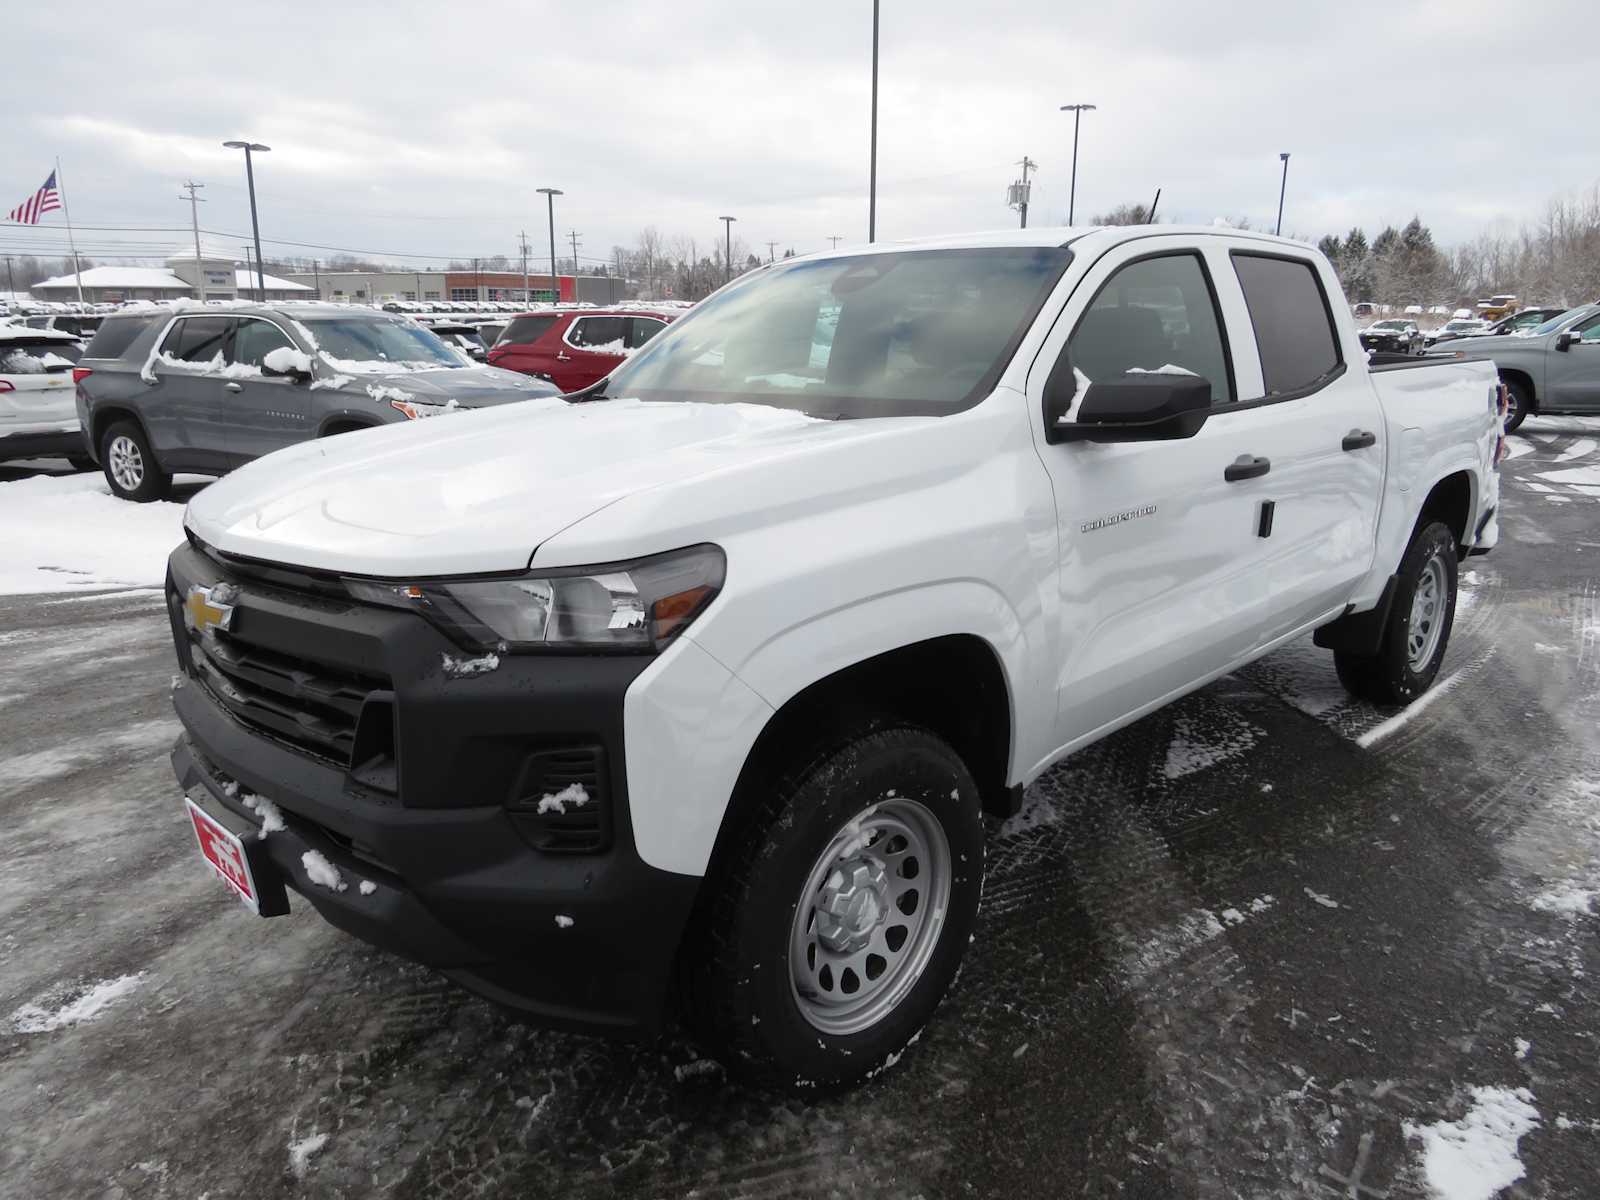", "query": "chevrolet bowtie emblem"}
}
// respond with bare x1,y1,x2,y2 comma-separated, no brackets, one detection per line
184,583,237,636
